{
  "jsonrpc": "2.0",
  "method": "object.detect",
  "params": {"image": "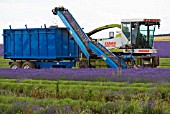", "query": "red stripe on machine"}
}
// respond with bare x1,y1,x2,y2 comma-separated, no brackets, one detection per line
138,50,150,52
